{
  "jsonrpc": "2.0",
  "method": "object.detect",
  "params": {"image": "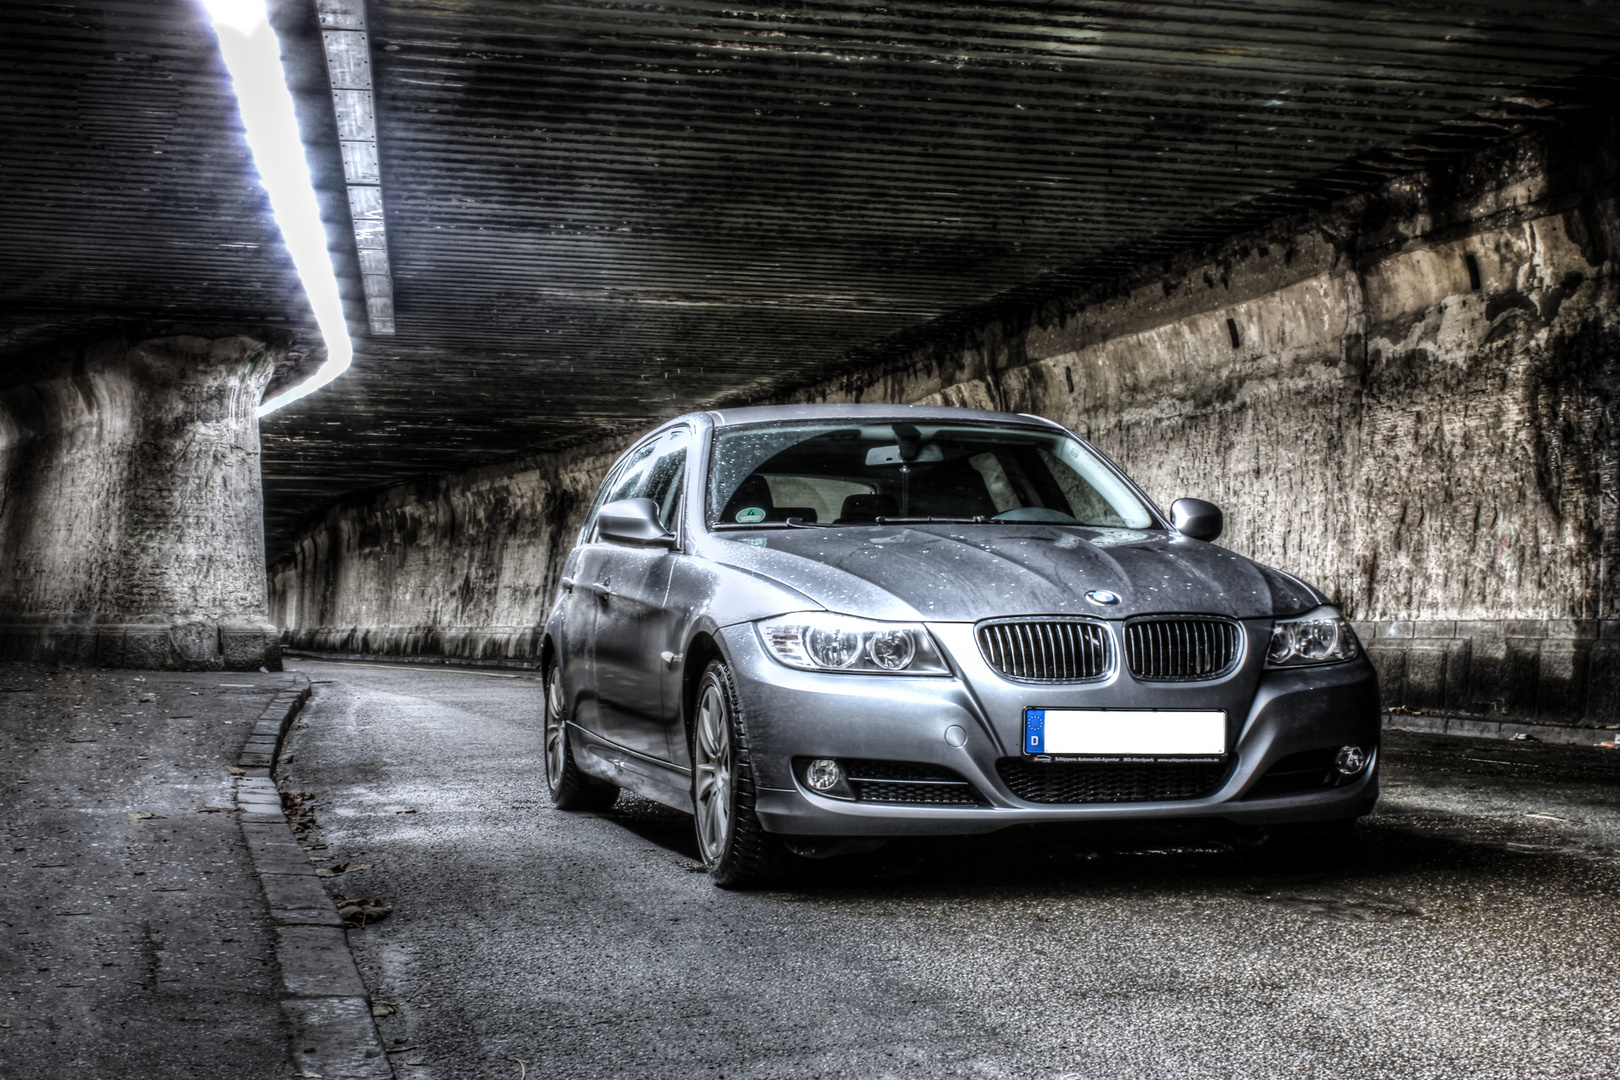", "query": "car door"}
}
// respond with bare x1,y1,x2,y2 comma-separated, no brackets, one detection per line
562,438,660,745
591,426,691,762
